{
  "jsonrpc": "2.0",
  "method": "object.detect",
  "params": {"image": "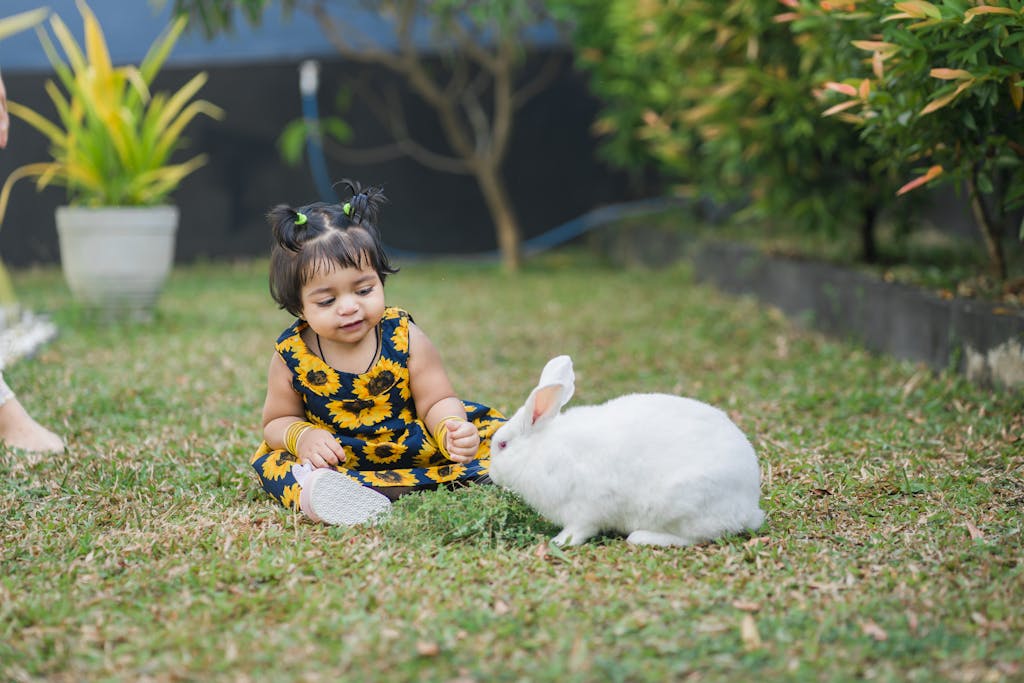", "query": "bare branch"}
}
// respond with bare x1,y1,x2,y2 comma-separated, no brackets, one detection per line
489,39,515,163
359,78,473,174
379,86,474,173
304,0,405,69
443,50,471,102
322,139,408,165
446,15,500,73
460,83,493,158
322,136,468,173
511,53,565,110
